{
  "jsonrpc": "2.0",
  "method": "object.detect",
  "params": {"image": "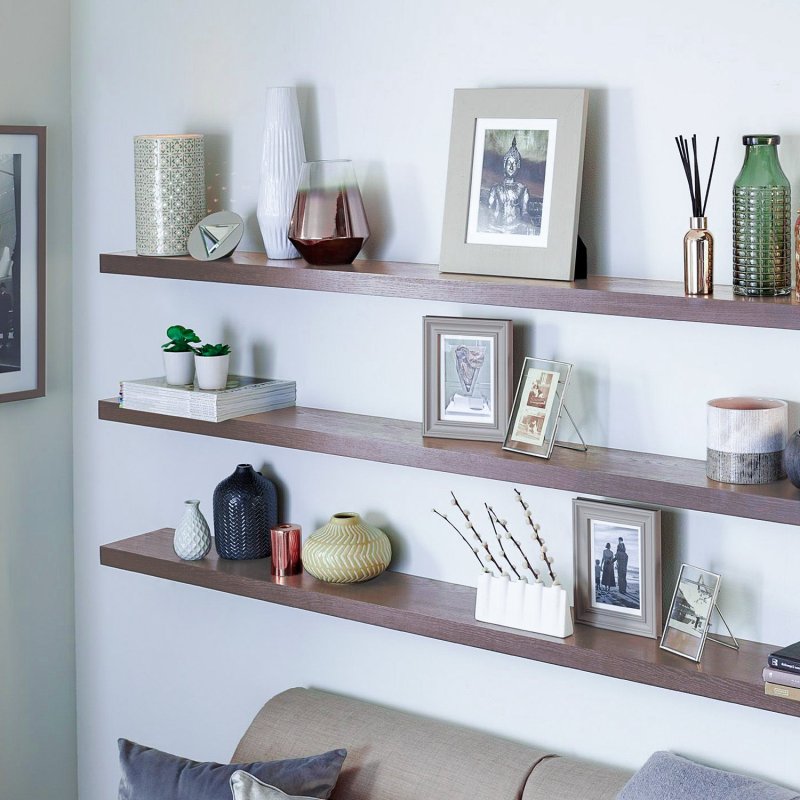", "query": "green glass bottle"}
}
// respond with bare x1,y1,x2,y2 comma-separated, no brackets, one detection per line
732,135,791,296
